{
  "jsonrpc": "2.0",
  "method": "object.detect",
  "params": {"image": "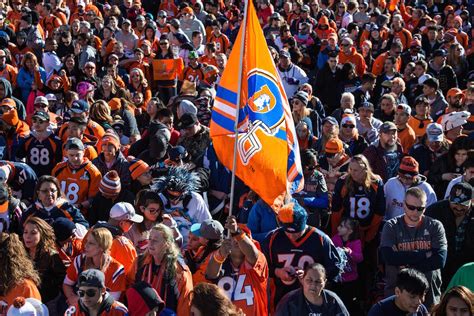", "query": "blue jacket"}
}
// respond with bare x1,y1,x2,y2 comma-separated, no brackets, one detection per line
247,199,278,243
16,67,47,103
